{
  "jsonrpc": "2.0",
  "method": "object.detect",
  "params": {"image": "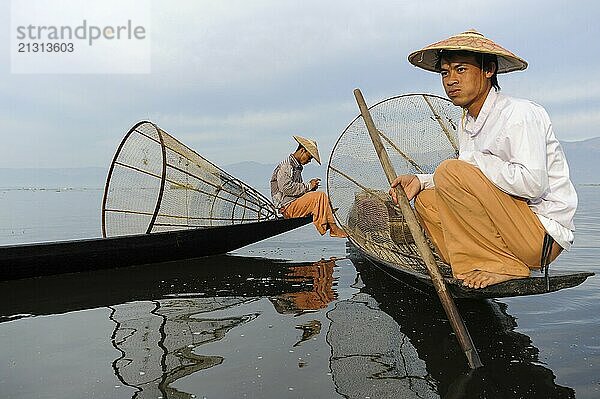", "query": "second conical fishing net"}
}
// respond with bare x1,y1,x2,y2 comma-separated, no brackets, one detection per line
102,121,277,237
327,94,461,276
